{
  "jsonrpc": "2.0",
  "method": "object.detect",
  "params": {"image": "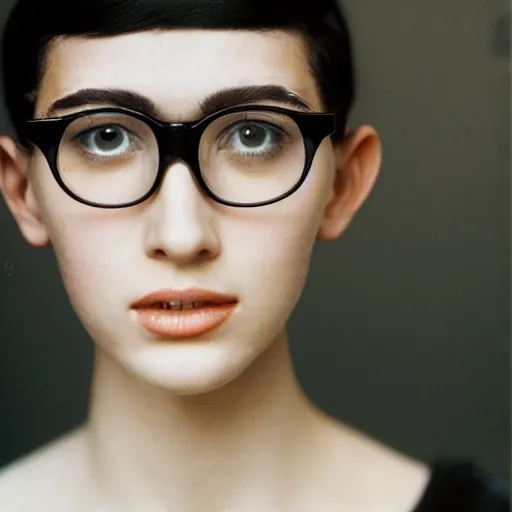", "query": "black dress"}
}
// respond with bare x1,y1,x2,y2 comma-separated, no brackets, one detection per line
413,459,510,511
